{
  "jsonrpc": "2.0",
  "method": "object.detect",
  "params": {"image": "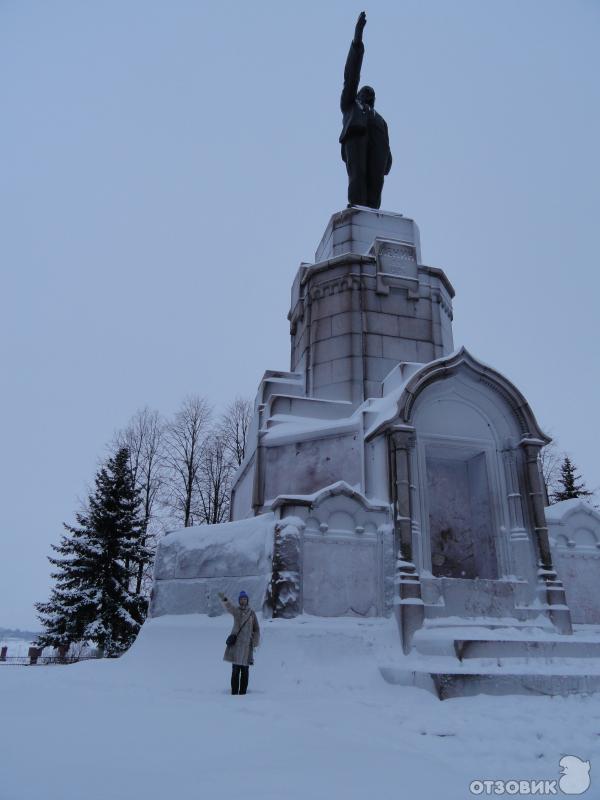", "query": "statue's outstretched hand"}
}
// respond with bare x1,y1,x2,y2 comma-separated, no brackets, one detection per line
354,11,367,42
